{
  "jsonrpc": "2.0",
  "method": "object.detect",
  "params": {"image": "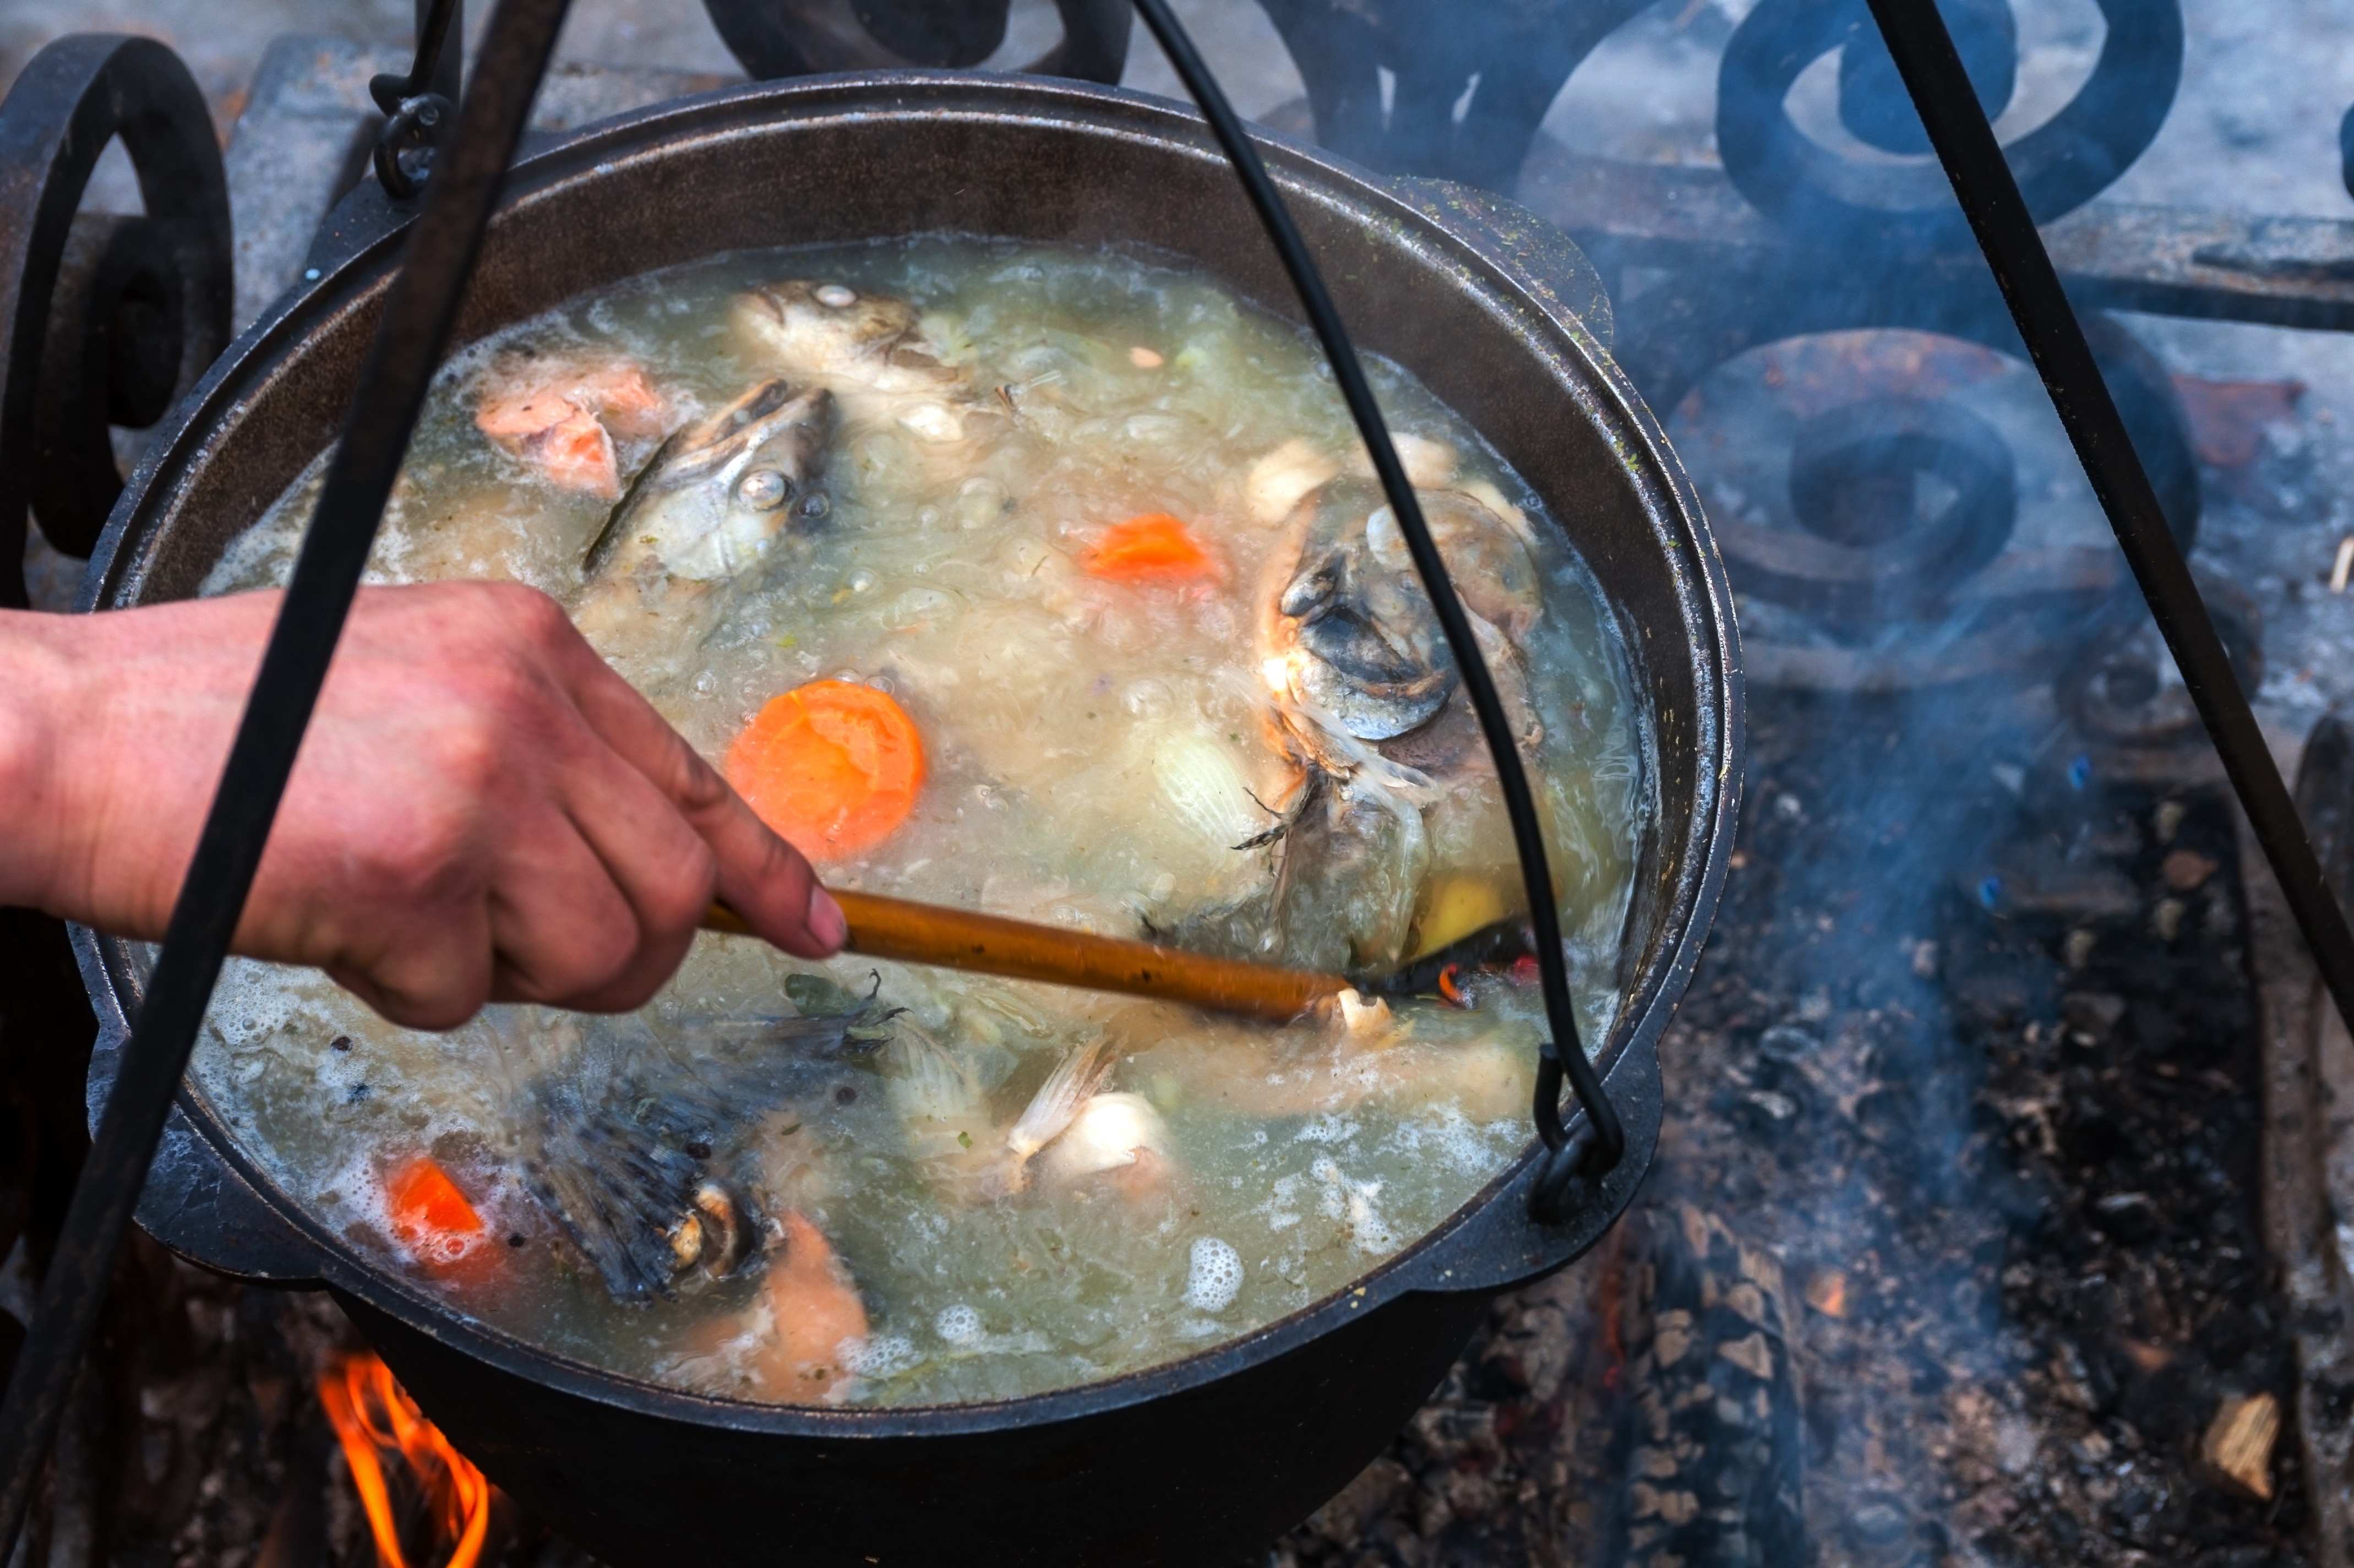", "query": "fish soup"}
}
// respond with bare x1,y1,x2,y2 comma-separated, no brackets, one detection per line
192,239,1649,1407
